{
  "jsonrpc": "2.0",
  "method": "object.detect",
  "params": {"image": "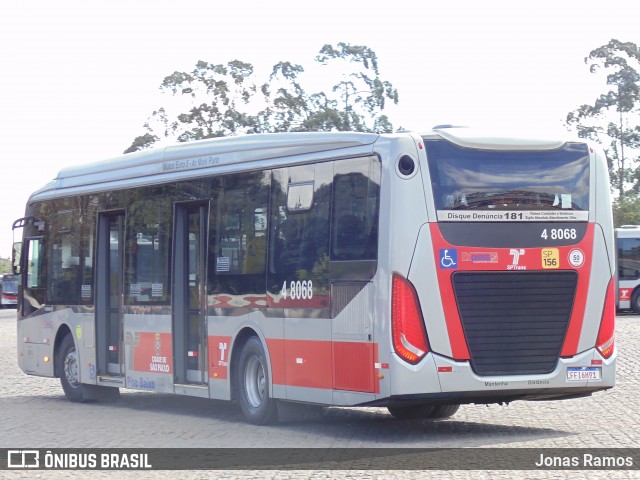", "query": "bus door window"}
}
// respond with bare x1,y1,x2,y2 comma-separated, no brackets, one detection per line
174,203,208,384
23,237,45,315
96,213,125,377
